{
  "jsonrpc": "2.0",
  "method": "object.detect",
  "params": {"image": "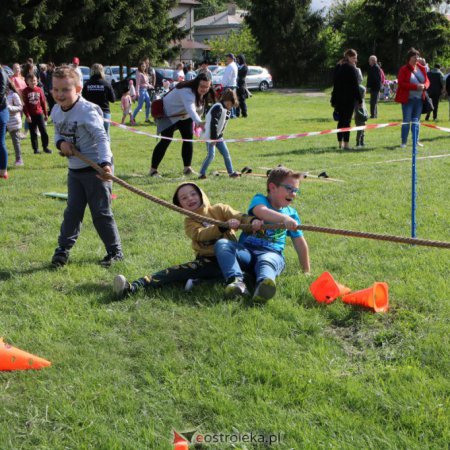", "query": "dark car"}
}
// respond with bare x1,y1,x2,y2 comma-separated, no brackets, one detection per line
111,68,174,98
